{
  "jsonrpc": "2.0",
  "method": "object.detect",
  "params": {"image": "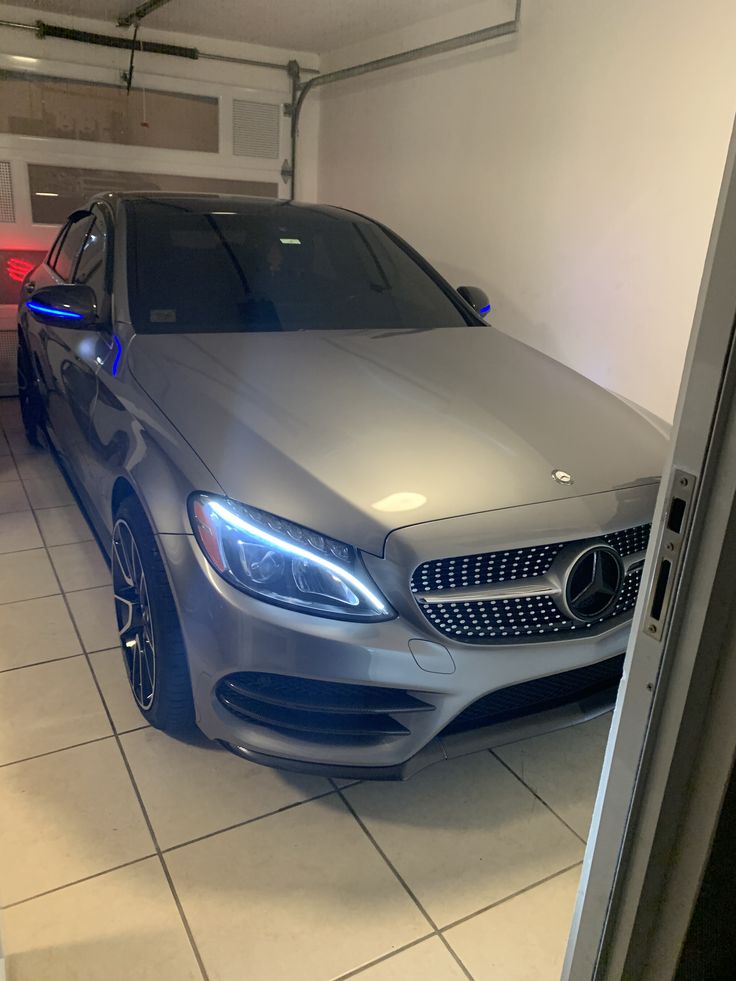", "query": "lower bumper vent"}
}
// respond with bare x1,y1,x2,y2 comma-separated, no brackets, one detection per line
443,654,625,735
216,672,434,742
